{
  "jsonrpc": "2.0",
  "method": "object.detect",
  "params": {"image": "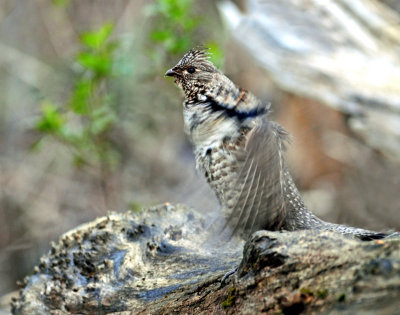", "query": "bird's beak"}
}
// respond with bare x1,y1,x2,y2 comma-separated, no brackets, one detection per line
165,68,177,77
